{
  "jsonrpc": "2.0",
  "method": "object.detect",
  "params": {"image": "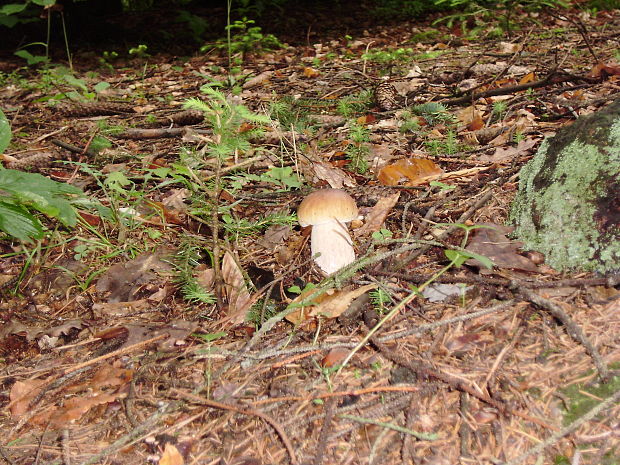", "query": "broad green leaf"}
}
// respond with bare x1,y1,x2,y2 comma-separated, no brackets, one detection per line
0,108,10,154
63,74,88,91
0,14,19,27
32,0,57,6
0,4,27,15
94,81,111,93
0,169,83,226
0,200,44,241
